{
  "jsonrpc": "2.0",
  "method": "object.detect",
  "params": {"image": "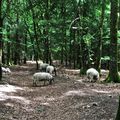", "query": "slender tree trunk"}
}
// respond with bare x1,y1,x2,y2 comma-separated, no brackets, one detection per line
60,2,64,65
44,35,49,63
77,44,81,68
73,29,76,69
79,2,89,75
61,45,64,64
7,28,11,65
14,13,20,65
24,32,27,64
32,10,41,59
6,0,11,65
69,29,72,68
0,0,3,81
95,0,106,72
43,0,51,64
80,37,89,74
